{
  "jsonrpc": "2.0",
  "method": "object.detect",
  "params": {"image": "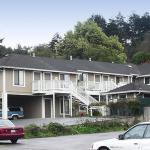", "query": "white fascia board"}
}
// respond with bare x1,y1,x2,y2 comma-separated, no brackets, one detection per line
104,90,150,95
77,70,138,77
1,66,79,75
138,74,150,77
